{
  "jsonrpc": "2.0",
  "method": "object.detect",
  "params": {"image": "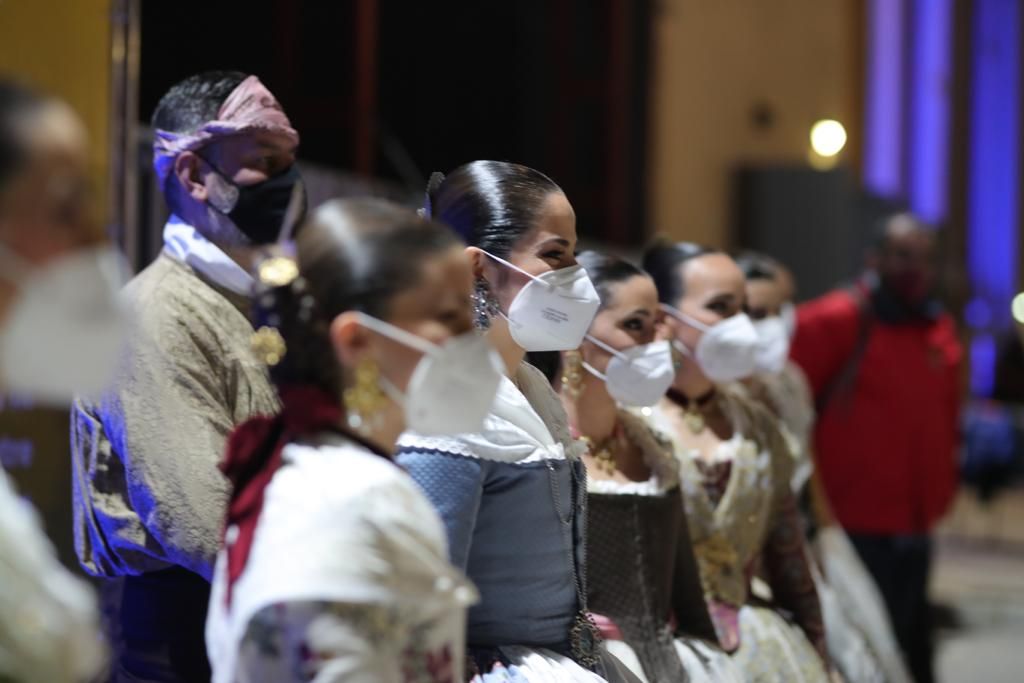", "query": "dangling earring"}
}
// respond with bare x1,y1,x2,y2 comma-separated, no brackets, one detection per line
561,350,585,400
472,277,501,331
343,357,389,436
